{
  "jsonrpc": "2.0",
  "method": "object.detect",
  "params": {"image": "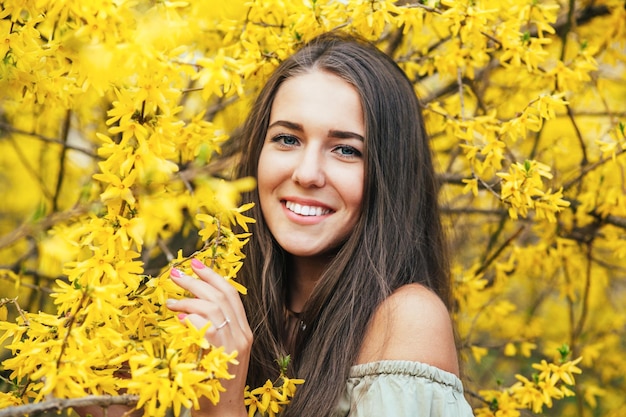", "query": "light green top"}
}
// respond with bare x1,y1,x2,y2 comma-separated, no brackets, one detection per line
332,360,475,417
